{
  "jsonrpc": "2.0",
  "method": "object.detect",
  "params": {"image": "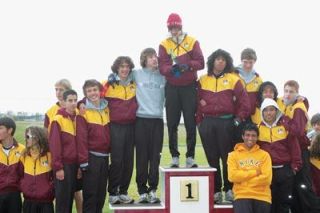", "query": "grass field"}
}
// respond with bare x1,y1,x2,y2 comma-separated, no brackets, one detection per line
14,121,208,213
